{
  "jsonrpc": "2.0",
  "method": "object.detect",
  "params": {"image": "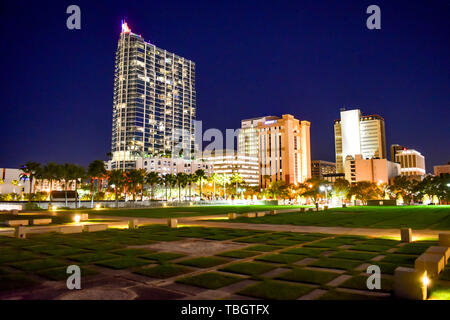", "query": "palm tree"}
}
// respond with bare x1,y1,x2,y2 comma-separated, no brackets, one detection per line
125,169,146,201
146,172,161,200
185,173,196,200
73,165,85,208
230,172,243,197
42,162,60,203
175,172,188,201
195,169,207,200
60,163,74,207
209,173,219,200
218,174,231,199
20,162,41,200
162,173,176,201
87,160,107,208
108,170,125,208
